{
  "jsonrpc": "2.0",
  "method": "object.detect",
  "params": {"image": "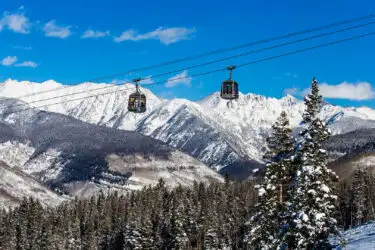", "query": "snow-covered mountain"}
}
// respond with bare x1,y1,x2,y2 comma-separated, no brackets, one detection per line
0,97,223,206
2,79,375,178
0,160,66,209
325,128,375,182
